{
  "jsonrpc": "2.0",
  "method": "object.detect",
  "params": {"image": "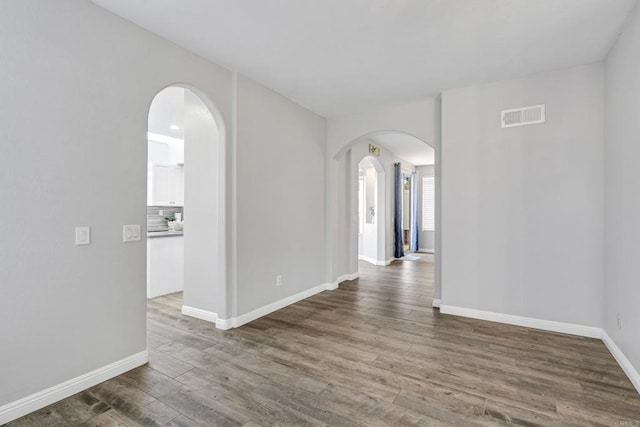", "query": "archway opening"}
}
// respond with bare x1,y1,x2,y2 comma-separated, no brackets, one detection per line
332,130,438,305
146,85,227,327
357,156,386,265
